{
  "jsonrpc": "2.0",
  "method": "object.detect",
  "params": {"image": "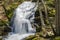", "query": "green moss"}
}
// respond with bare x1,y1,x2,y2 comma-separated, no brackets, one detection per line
32,38,38,40
25,35,35,40
54,37,60,40
0,38,2,40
